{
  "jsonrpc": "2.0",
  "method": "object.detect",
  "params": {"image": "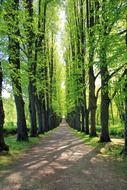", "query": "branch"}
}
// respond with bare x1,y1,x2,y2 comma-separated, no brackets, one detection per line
96,87,101,99
20,45,28,57
109,63,127,79
110,68,127,101
118,29,127,35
